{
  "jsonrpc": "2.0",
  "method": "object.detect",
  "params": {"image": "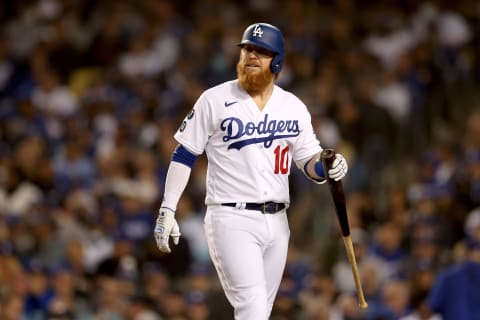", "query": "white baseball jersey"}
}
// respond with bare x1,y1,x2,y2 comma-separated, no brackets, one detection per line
174,79,322,205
